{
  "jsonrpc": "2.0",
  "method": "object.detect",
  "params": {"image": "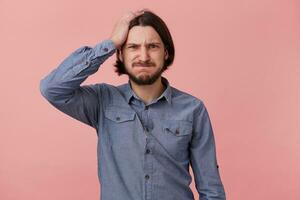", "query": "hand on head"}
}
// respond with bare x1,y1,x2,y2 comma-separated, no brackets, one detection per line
110,10,145,49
